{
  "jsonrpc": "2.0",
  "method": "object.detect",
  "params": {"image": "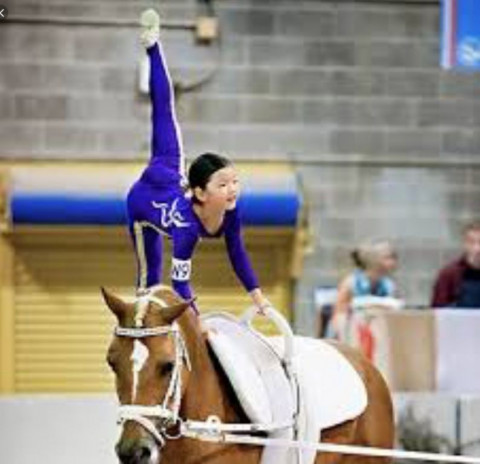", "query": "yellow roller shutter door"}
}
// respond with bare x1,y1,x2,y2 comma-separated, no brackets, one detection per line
11,227,293,393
